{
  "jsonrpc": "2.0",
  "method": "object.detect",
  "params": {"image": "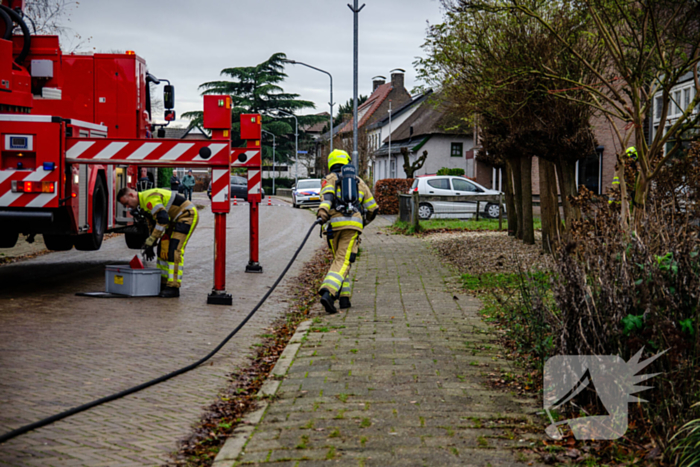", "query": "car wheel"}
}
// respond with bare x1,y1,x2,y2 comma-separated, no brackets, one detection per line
125,232,149,249
418,202,433,220
485,203,500,219
43,234,73,251
74,176,107,251
0,231,19,248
